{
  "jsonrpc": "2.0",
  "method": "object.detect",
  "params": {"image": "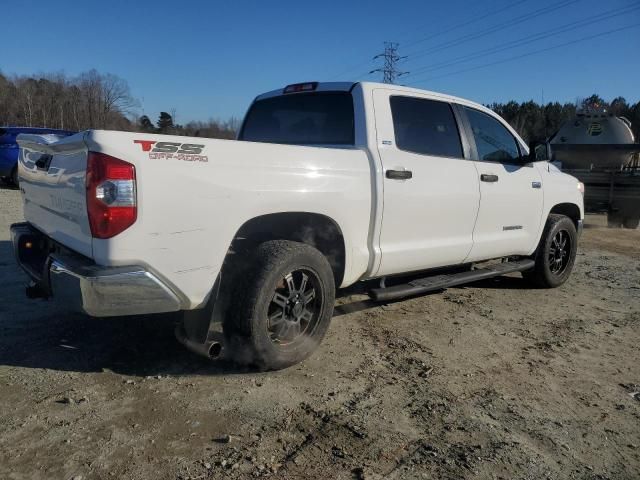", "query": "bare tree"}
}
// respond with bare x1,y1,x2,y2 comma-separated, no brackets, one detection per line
0,69,241,139
99,72,138,128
